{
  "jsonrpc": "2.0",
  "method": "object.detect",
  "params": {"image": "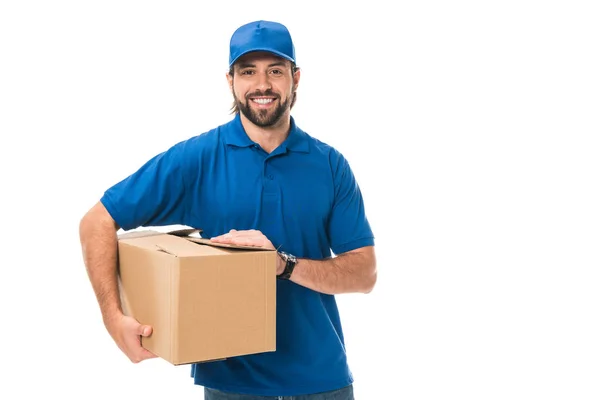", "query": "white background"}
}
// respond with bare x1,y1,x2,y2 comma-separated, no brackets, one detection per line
1,1,599,399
